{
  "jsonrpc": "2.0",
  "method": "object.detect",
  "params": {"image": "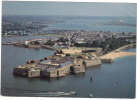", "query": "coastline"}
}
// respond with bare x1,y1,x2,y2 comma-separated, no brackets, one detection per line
101,51,136,60
100,44,136,61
